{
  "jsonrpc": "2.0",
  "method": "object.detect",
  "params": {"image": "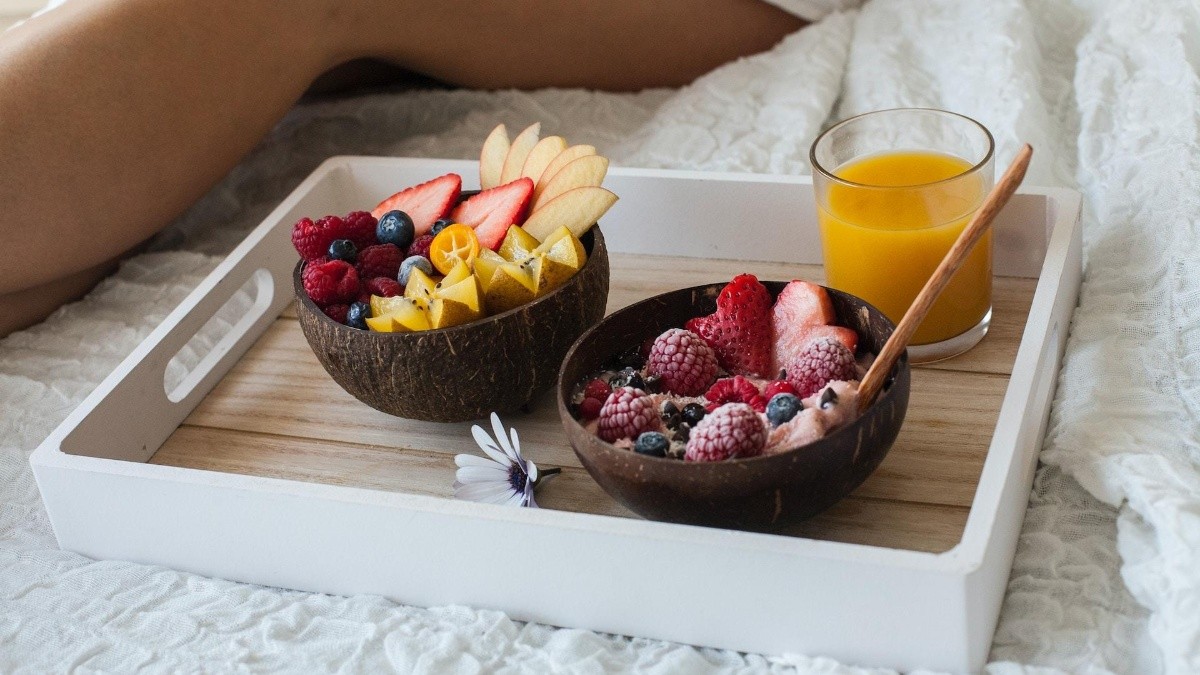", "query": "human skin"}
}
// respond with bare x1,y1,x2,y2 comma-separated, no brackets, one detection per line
0,0,803,336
